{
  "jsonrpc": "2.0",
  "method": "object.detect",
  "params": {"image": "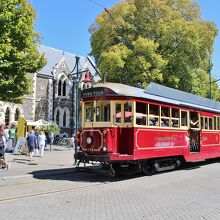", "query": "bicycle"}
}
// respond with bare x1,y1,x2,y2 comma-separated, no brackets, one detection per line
60,138,72,148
